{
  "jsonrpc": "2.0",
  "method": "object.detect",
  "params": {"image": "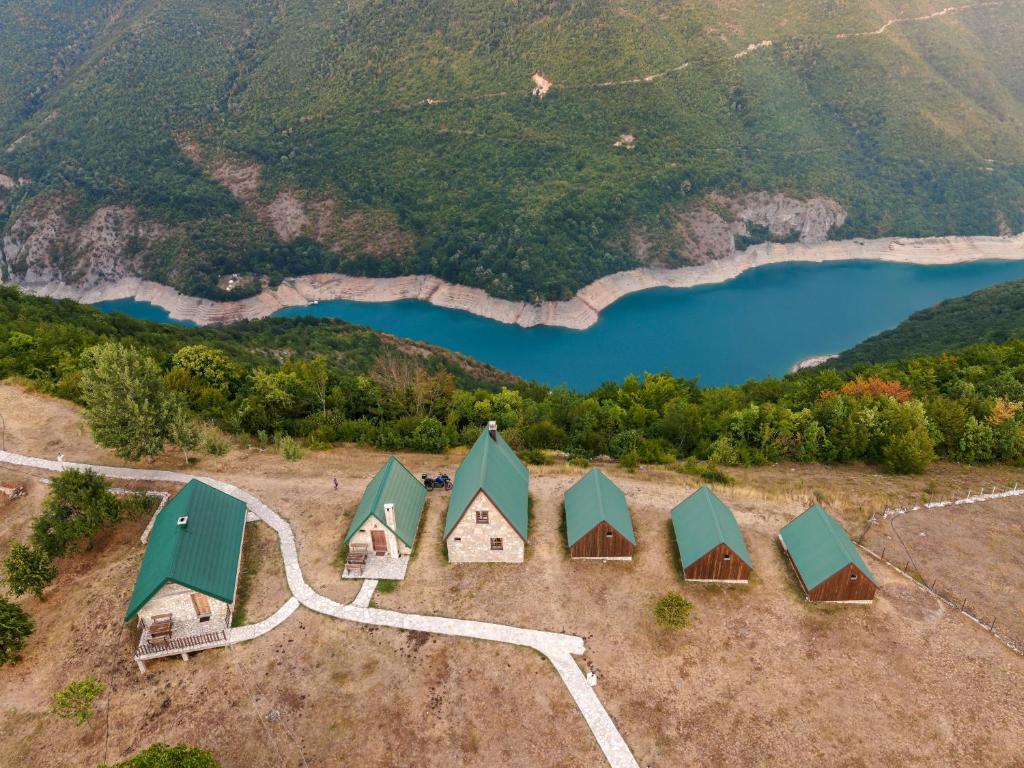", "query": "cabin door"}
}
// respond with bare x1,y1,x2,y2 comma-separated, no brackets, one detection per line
371,530,388,556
